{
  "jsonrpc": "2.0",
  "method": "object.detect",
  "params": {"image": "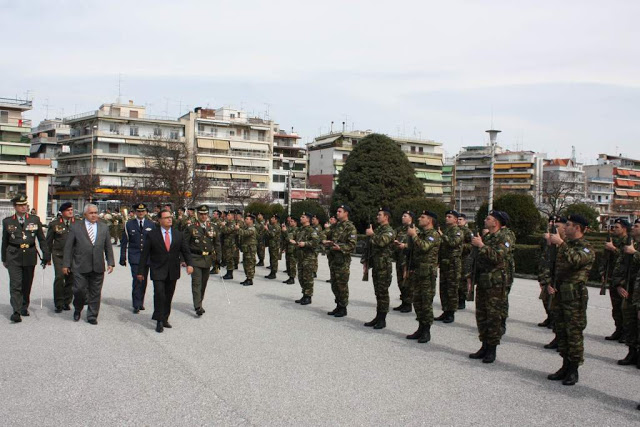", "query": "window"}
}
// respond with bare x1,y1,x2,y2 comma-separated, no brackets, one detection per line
109,143,118,154
153,128,162,137
418,147,423,154
258,130,265,141
130,126,139,136
170,130,179,140
411,146,416,154
108,162,118,172
129,110,138,118
230,113,236,119
0,110,8,123
109,123,119,134
244,129,250,140
230,130,235,136
198,124,205,132
342,154,348,161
